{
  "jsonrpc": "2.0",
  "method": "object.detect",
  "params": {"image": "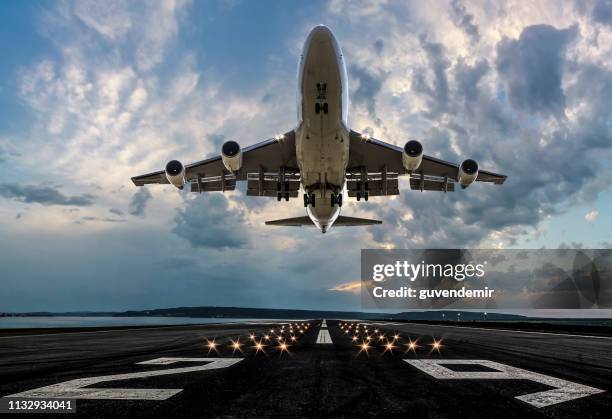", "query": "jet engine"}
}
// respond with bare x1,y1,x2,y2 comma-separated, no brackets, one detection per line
458,159,479,188
402,140,423,171
165,160,185,189
221,140,242,172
